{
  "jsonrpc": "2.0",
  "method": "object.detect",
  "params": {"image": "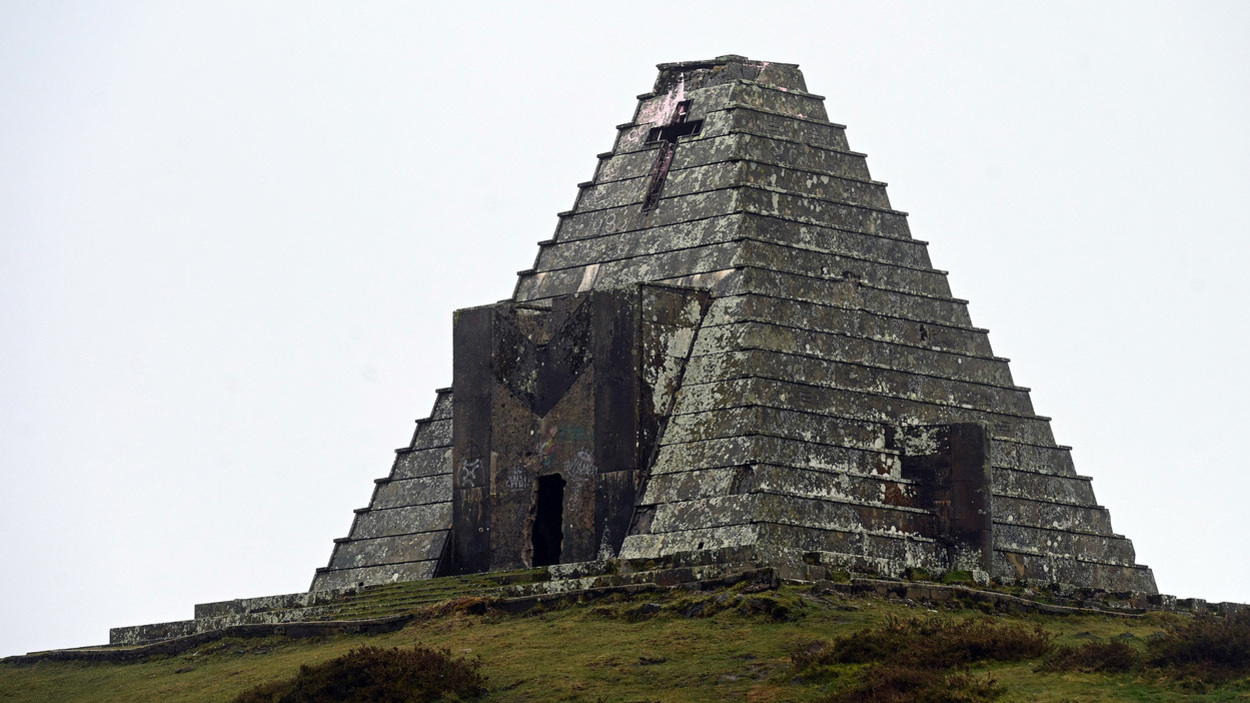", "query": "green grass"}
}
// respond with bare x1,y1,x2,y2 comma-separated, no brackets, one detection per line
2,583,1247,702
